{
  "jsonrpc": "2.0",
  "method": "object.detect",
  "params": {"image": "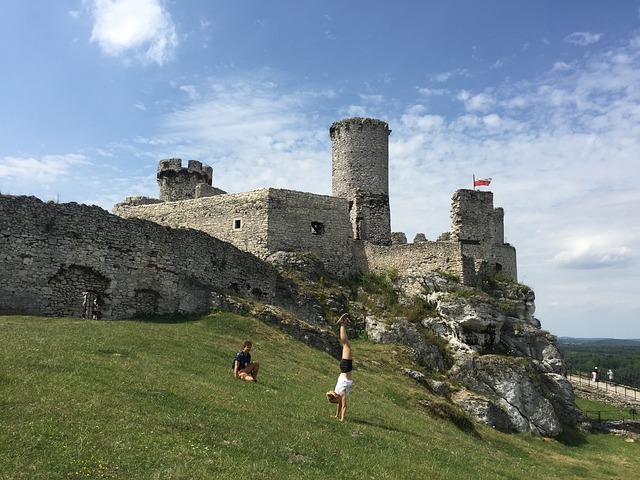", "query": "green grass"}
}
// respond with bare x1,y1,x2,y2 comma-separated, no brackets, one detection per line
1,314,639,479
575,397,639,422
